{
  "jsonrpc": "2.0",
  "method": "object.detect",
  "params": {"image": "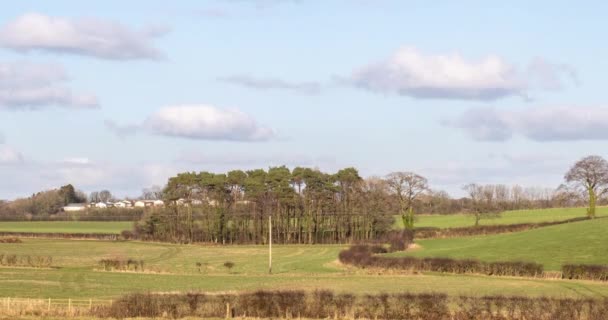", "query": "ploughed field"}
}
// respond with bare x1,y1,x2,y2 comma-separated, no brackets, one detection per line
0,208,607,300
395,206,608,229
